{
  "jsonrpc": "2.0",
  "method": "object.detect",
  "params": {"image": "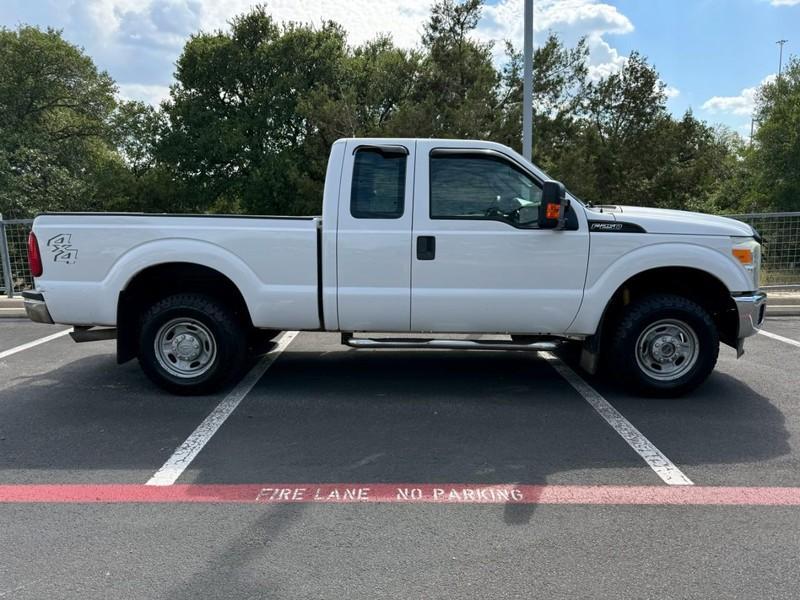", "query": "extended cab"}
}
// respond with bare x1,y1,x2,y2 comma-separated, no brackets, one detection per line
23,138,766,396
